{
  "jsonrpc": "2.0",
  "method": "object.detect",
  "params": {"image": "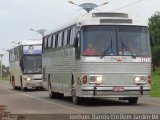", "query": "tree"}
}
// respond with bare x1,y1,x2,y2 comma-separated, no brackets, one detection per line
148,12,160,44
2,65,9,77
148,12,160,70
